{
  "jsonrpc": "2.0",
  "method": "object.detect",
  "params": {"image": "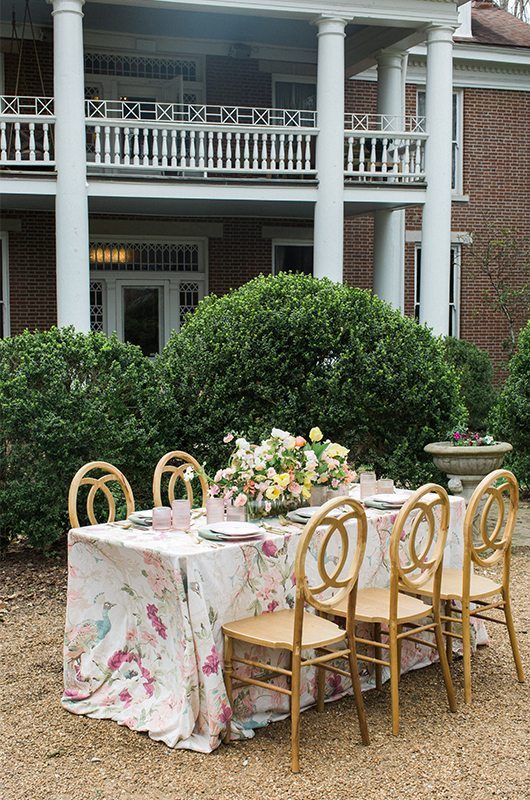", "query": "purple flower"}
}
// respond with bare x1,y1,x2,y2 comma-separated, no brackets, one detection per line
202,645,220,677
262,540,278,558
266,600,279,613
146,603,168,640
